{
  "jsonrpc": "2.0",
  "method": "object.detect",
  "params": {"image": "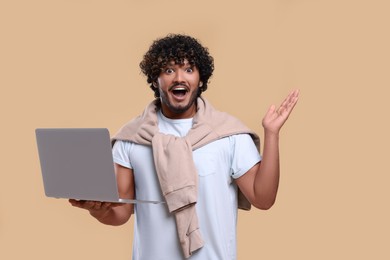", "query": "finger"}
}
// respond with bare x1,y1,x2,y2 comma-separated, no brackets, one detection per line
285,90,299,111
265,104,278,118
83,201,104,210
82,201,96,210
69,199,86,208
279,90,299,115
287,89,299,103
94,201,102,210
110,202,126,208
276,94,292,114
69,199,78,207
101,202,115,210
282,90,297,106
100,202,109,210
